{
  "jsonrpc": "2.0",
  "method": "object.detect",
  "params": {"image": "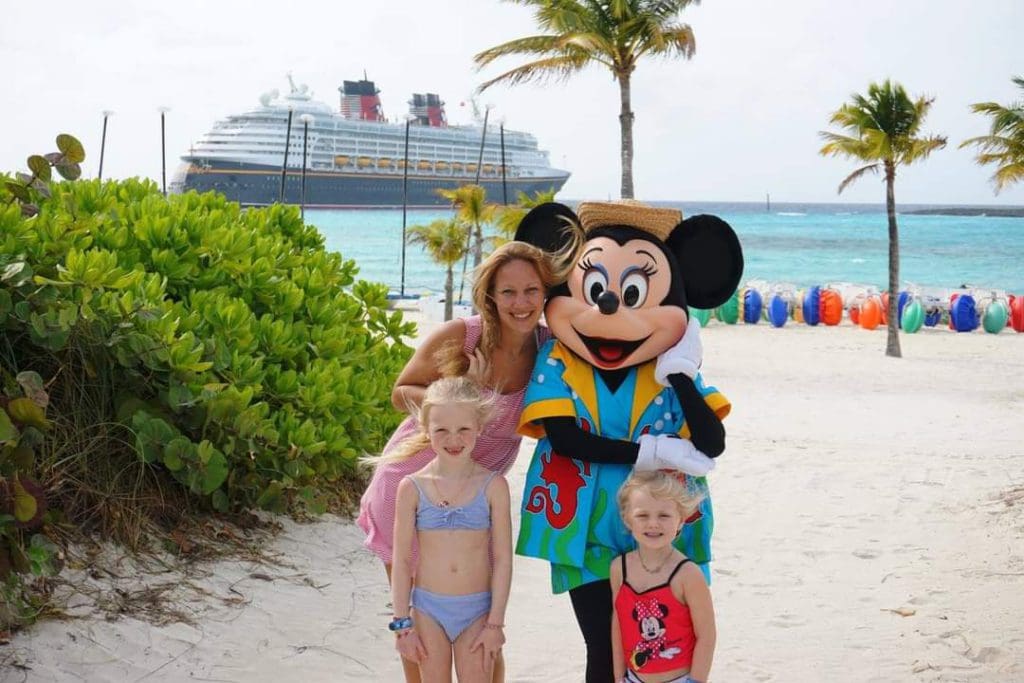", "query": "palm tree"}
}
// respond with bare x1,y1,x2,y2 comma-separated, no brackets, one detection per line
407,218,469,322
960,76,1024,194
436,184,494,270
493,188,559,242
474,0,699,199
819,80,947,358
